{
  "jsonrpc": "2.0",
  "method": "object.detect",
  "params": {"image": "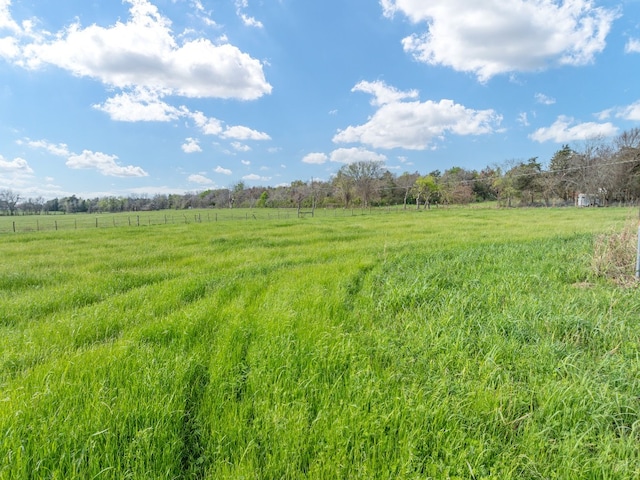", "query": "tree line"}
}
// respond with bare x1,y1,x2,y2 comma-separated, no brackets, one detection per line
2,129,640,216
